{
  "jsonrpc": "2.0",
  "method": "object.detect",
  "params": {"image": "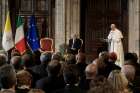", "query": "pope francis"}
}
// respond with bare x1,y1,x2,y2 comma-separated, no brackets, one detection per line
108,24,124,67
